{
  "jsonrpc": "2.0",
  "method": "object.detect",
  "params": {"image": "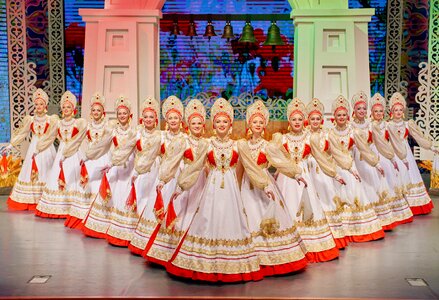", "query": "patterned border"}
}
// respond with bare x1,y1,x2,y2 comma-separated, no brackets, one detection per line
48,0,65,112
384,0,403,100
